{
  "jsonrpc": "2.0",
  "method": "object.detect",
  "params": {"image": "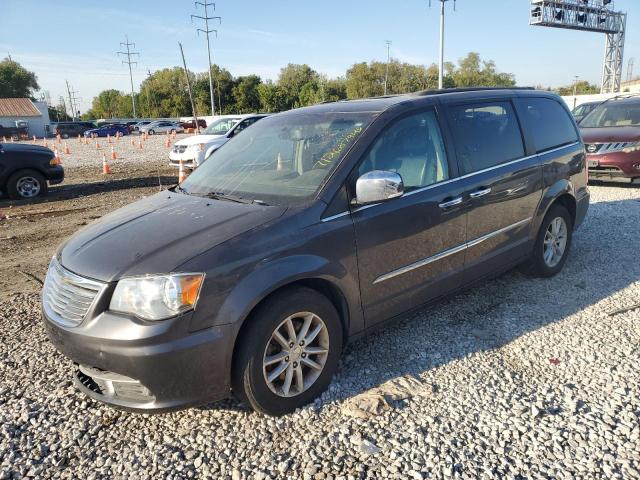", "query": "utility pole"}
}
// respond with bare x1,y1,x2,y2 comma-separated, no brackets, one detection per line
179,43,200,134
430,0,456,90
572,75,580,109
65,81,81,120
627,58,634,83
384,40,392,95
192,1,221,116
117,35,140,118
